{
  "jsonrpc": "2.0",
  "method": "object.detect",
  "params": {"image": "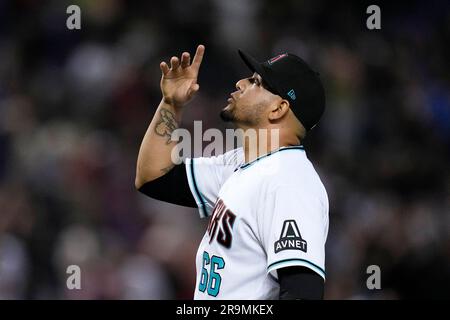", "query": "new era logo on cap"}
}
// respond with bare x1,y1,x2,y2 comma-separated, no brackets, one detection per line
287,89,296,100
